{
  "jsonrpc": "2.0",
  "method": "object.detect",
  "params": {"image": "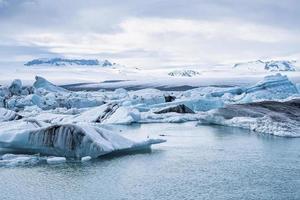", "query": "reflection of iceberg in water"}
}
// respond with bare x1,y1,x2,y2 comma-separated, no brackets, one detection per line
0,121,165,158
